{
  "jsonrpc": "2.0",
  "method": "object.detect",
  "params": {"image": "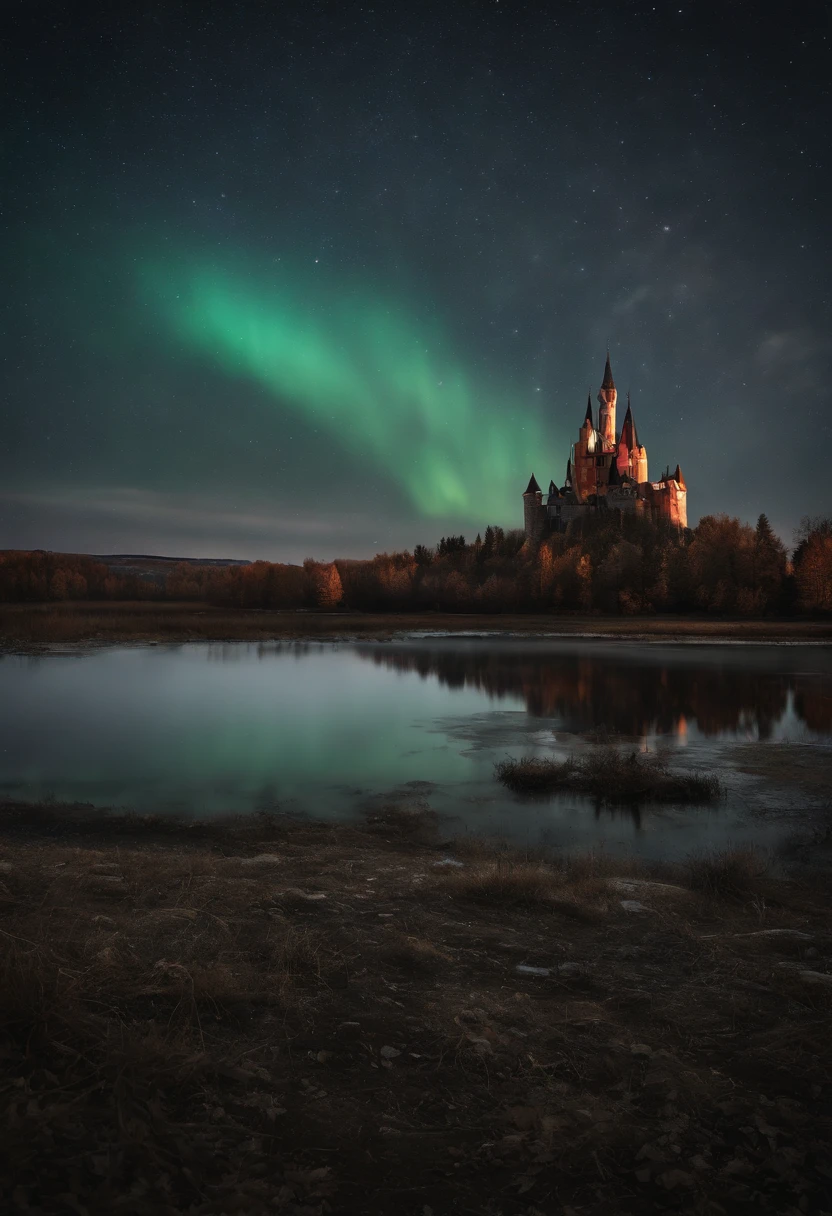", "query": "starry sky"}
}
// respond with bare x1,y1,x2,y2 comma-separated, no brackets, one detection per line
3,0,830,561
